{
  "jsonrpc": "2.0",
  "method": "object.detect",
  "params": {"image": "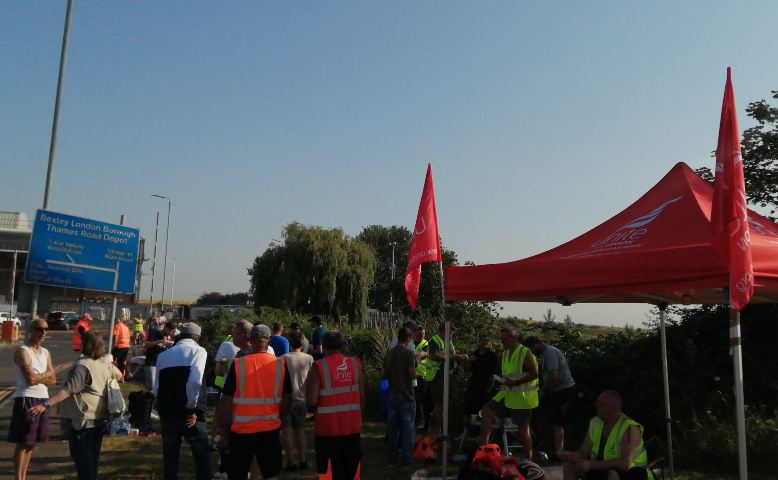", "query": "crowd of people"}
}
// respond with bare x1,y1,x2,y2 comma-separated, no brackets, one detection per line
8,311,654,480
381,321,654,480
